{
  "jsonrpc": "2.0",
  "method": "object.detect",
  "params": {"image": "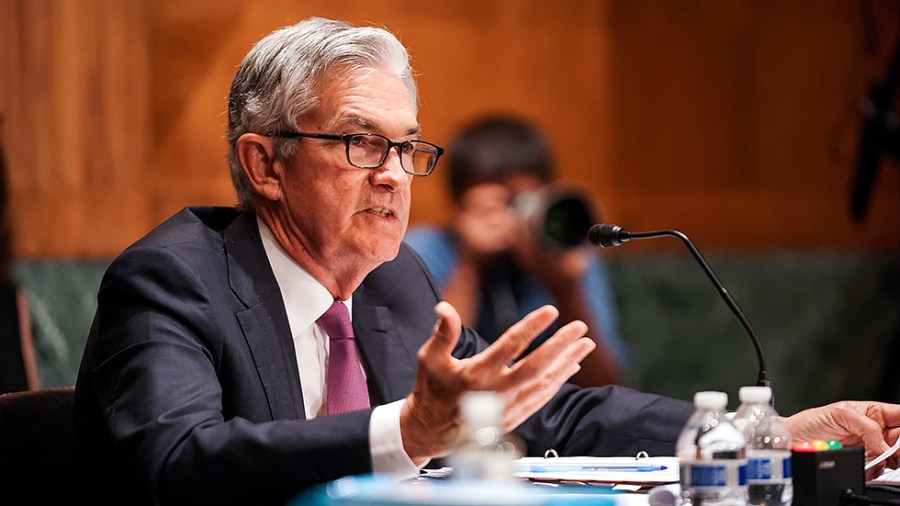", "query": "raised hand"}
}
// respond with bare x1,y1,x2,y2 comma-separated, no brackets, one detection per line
399,301,595,462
